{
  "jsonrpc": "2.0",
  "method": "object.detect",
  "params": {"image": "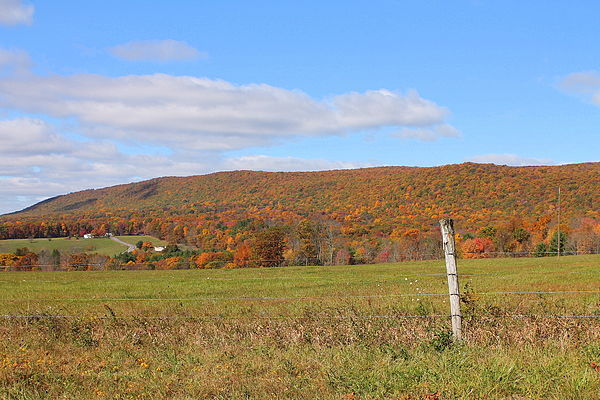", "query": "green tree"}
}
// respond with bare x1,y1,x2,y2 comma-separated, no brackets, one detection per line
534,242,547,257
478,226,497,240
549,231,568,255
512,227,530,243
51,249,61,267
